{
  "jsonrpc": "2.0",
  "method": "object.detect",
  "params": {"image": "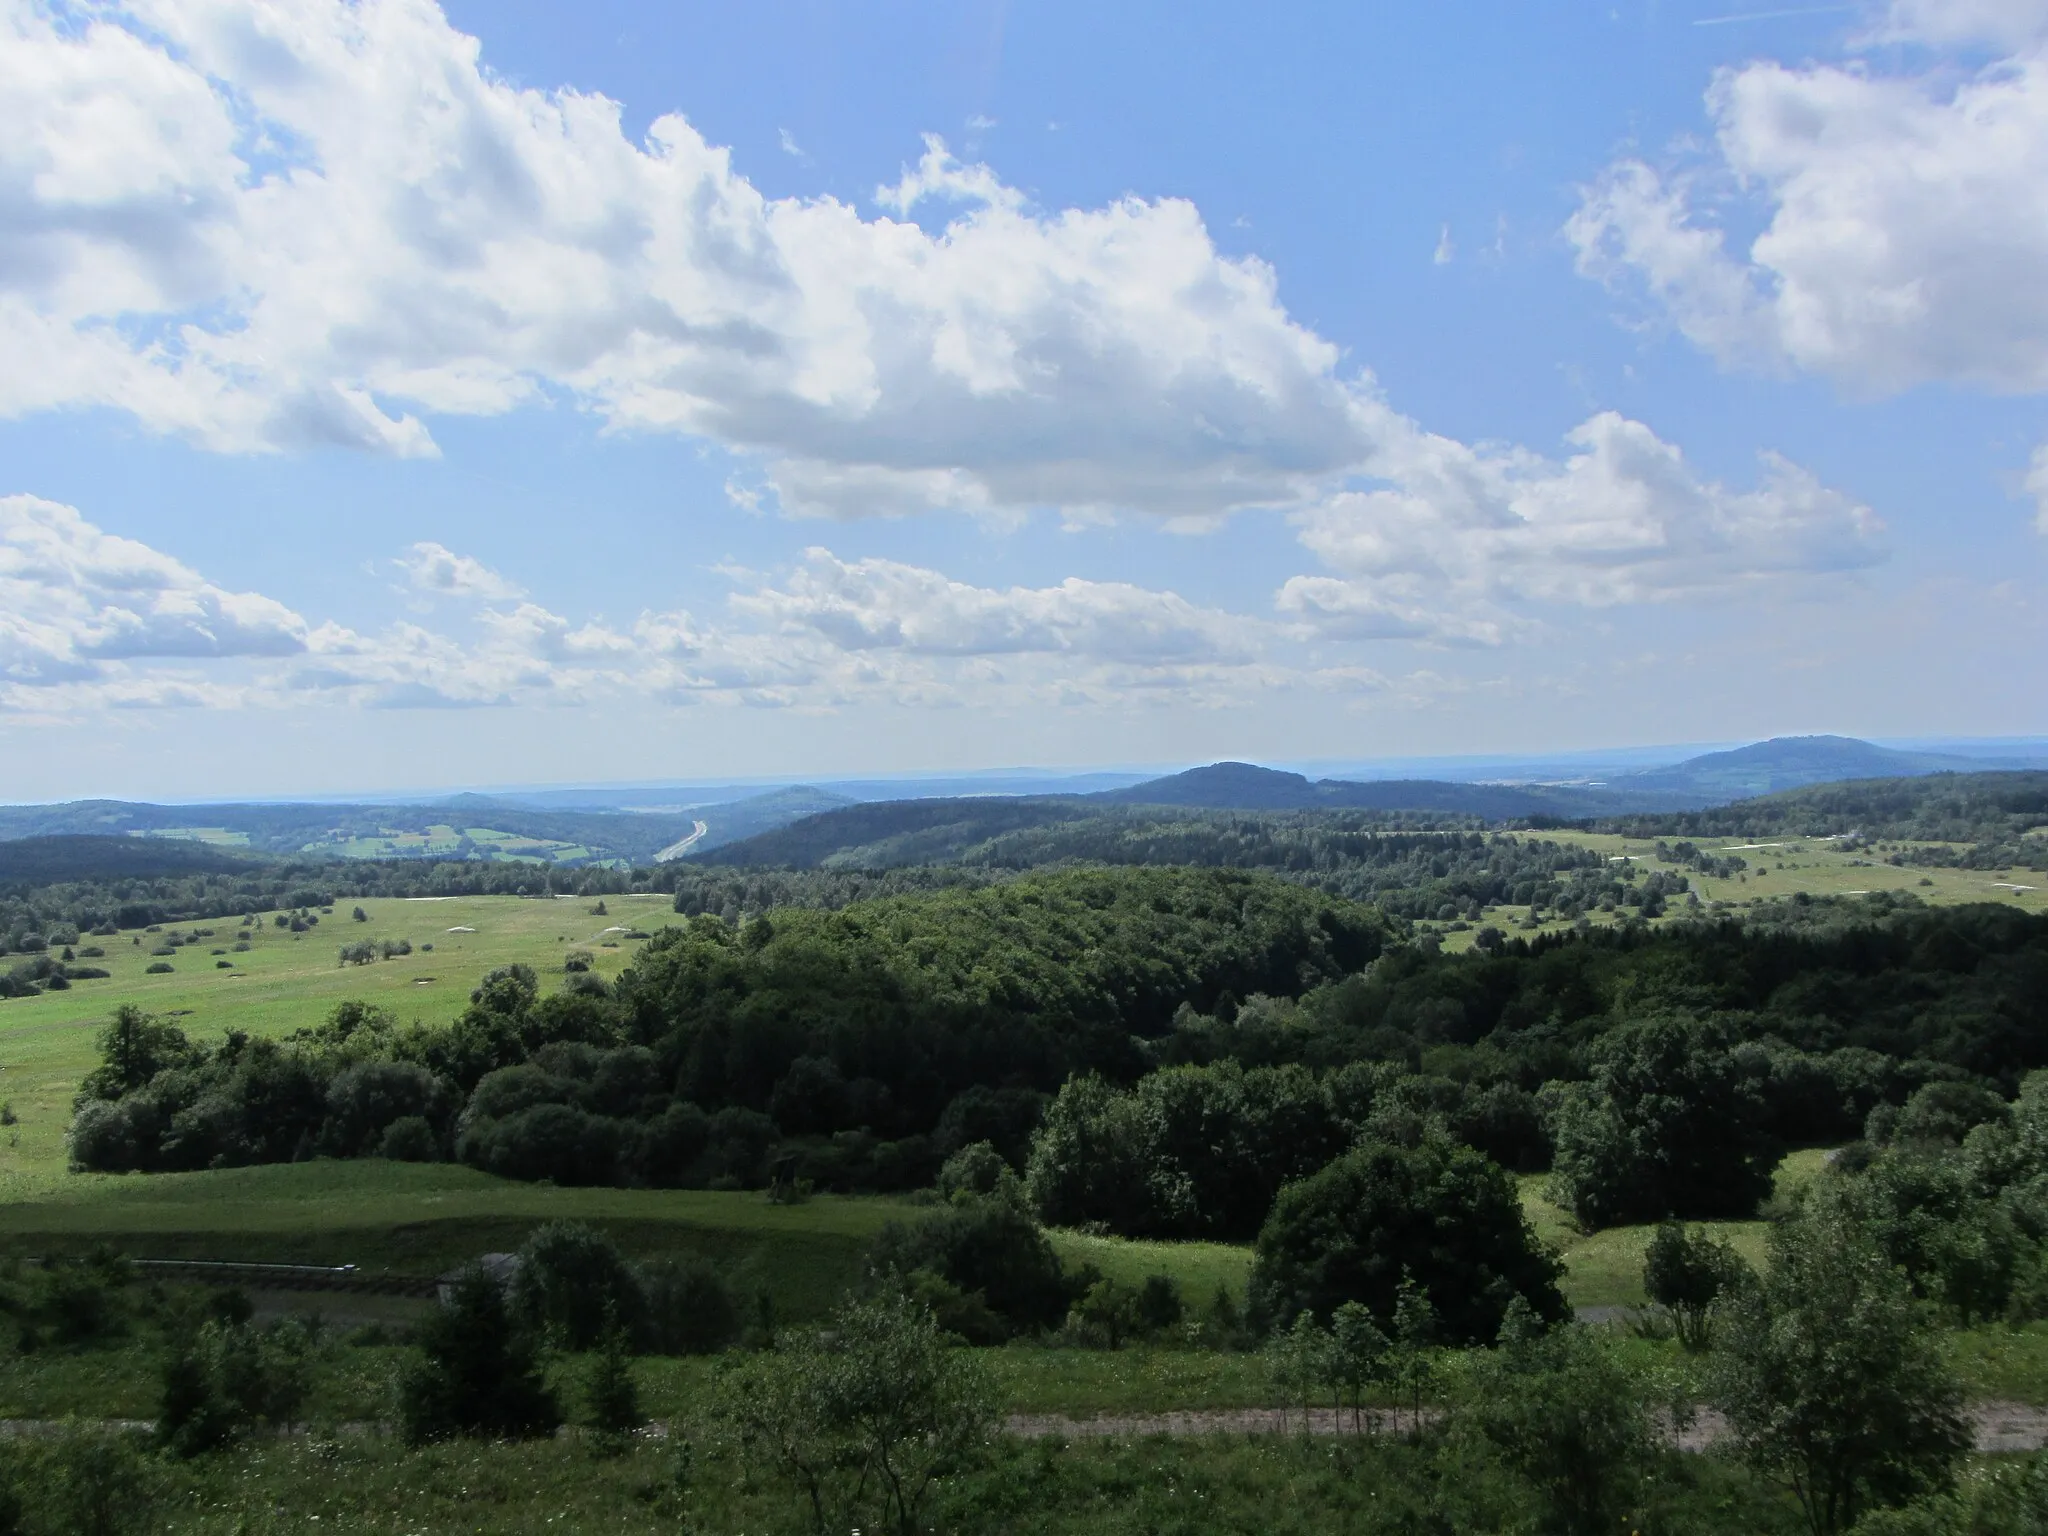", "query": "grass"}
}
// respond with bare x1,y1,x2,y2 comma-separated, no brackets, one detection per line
1948,1323,2048,1403
1045,1231,1251,1306
1430,831,2047,952
1520,1147,1835,1310
12,1424,1614,1536
0,893,688,1181
0,1160,919,1323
